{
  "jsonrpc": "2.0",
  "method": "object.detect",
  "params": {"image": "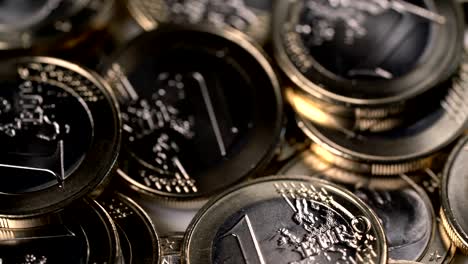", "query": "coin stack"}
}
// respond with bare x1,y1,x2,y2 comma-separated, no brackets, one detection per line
0,0,467,264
